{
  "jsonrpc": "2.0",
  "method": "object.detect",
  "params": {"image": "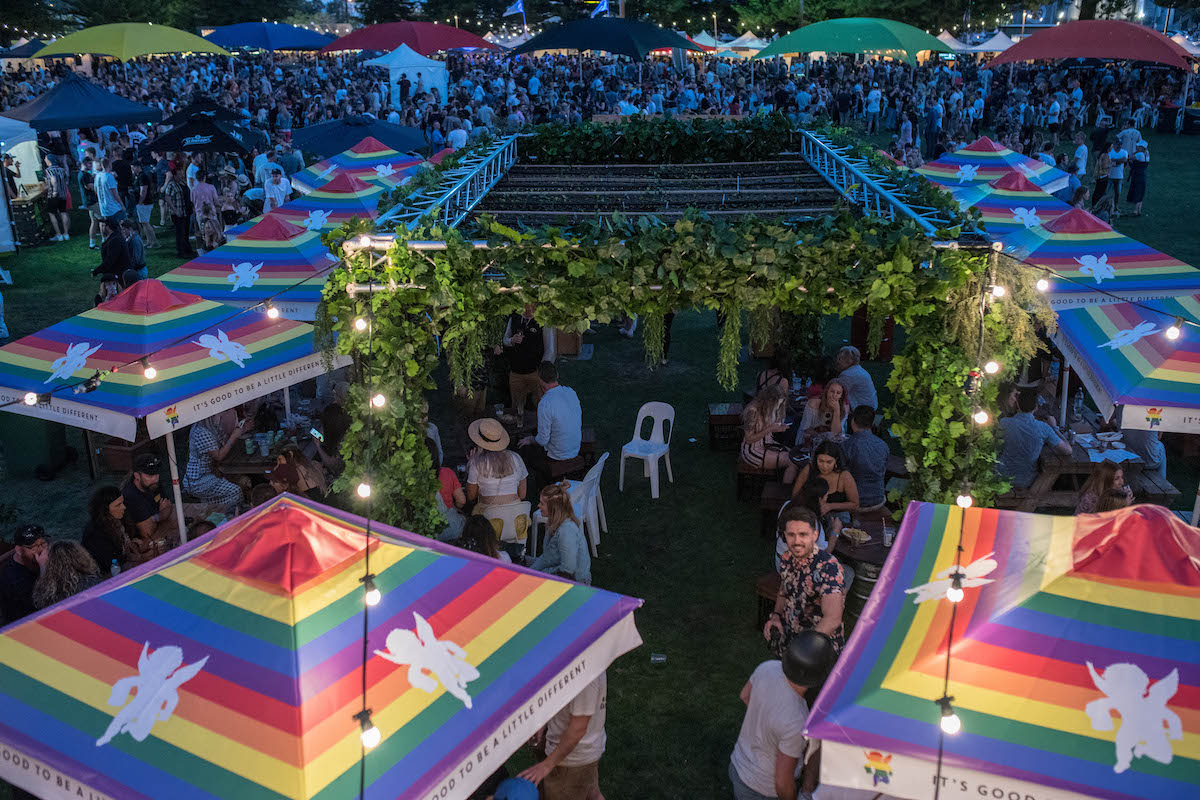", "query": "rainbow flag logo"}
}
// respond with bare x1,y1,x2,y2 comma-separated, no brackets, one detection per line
1145,408,1164,428
863,751,893,785
164,405,179,427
